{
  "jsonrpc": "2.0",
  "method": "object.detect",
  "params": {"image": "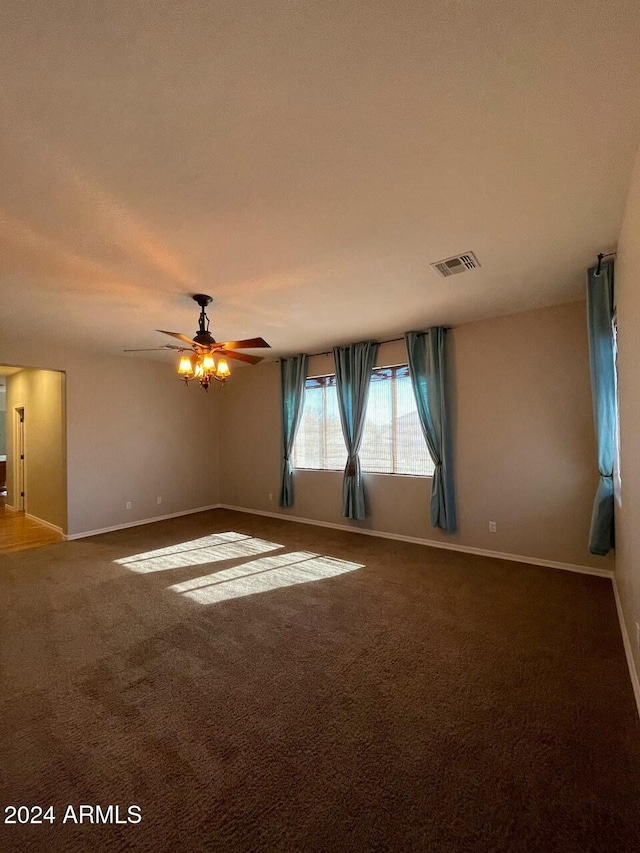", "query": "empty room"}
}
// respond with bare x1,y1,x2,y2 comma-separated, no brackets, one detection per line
1,1,640,851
